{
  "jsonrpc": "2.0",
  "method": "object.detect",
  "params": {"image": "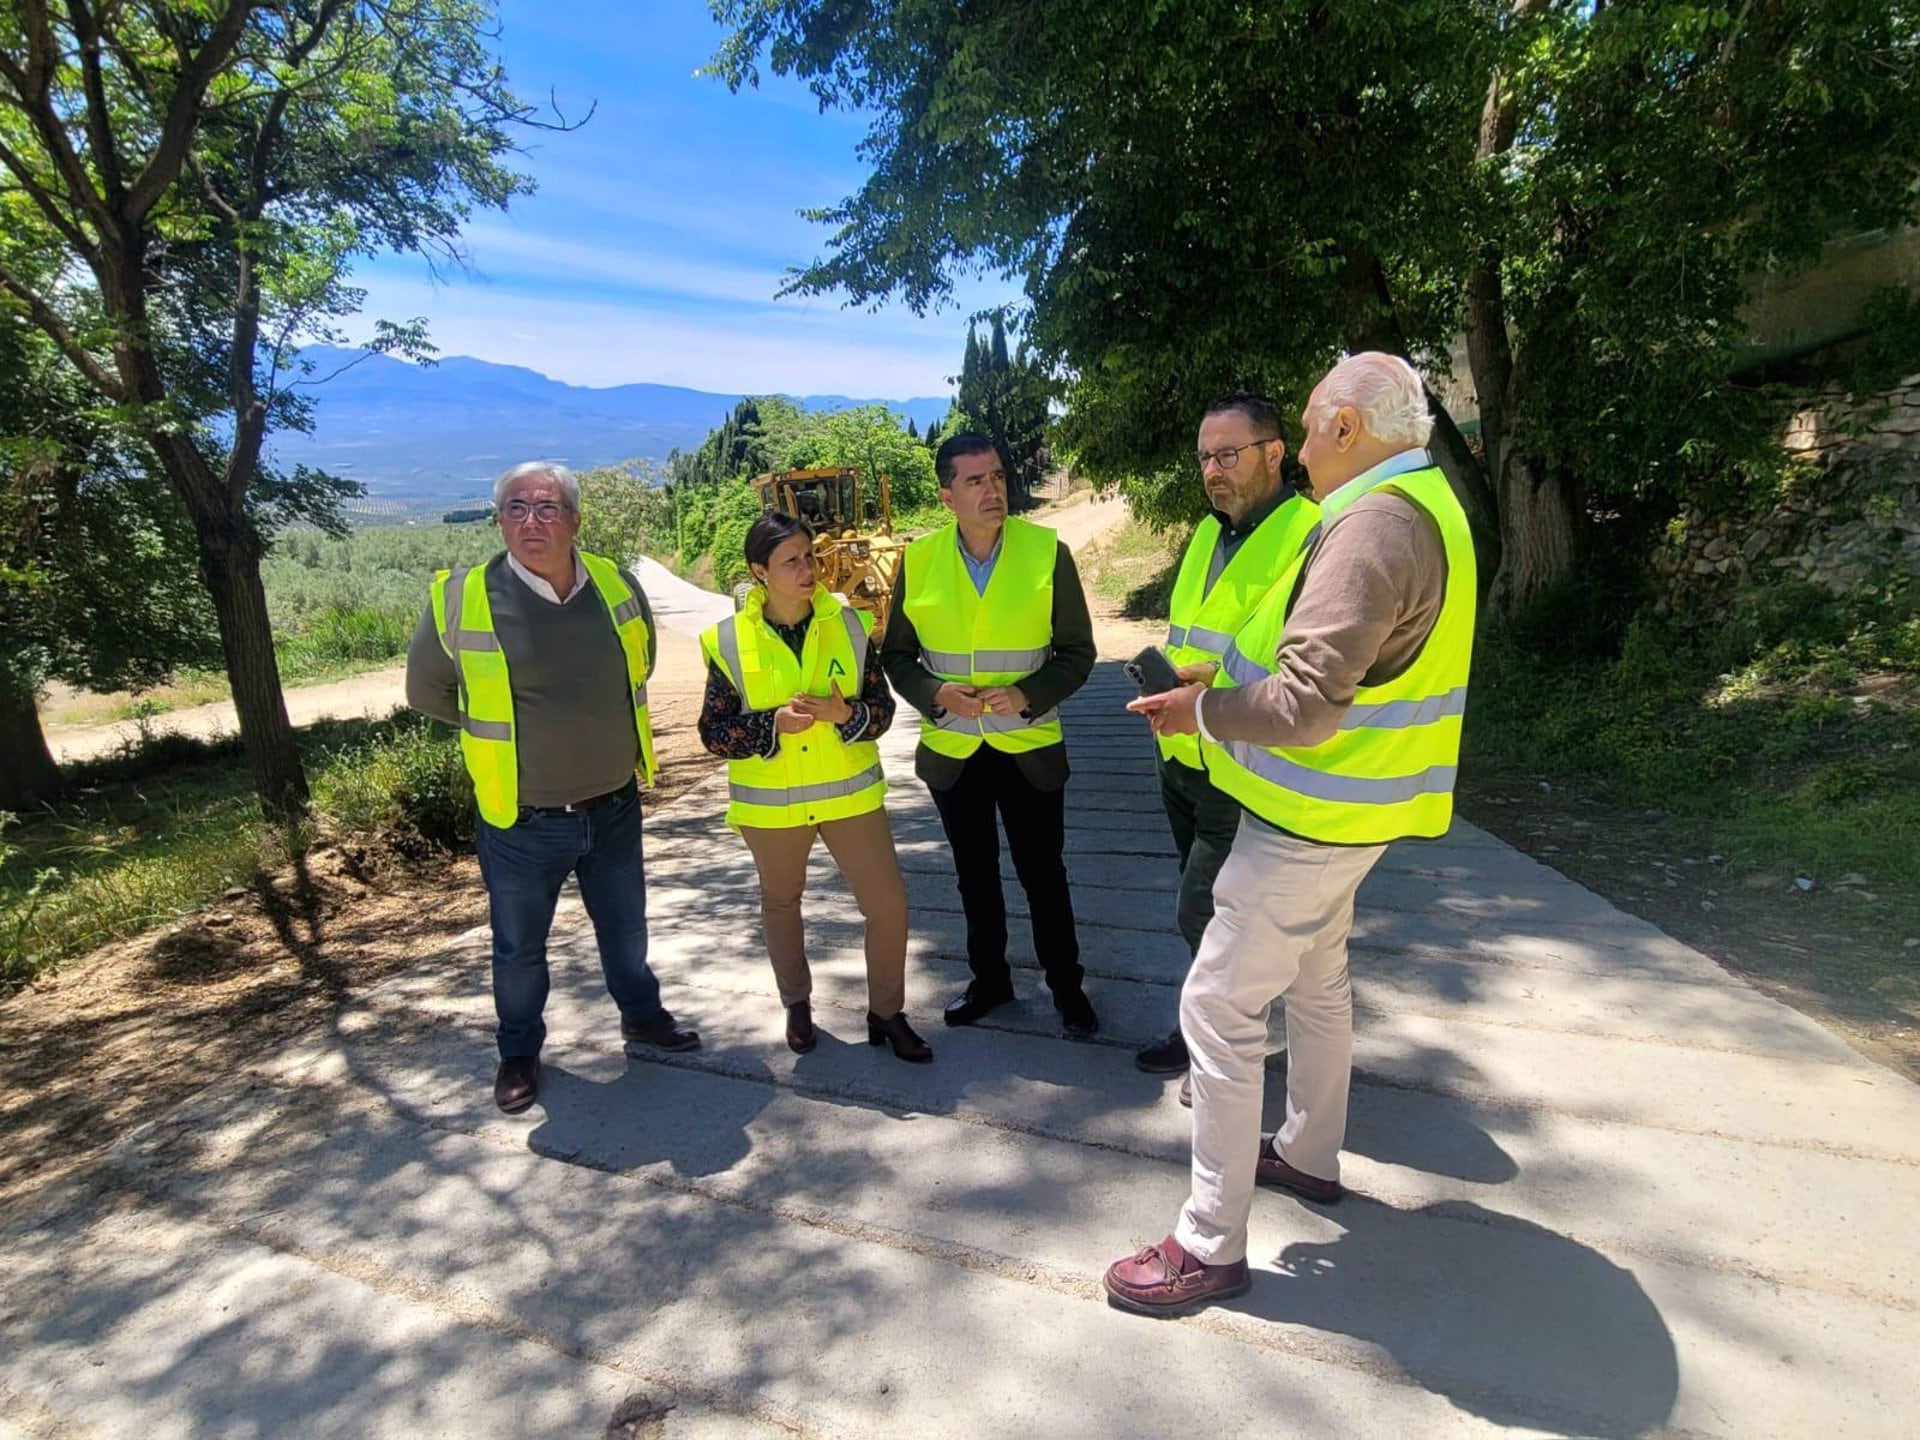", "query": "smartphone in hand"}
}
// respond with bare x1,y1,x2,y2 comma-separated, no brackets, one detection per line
1124,645,1185,695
